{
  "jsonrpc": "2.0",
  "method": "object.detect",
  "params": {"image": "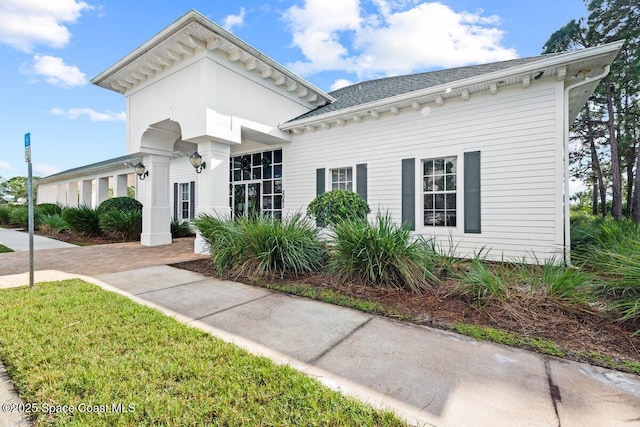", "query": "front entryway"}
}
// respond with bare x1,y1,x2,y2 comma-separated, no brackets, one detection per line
229,149,283,219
